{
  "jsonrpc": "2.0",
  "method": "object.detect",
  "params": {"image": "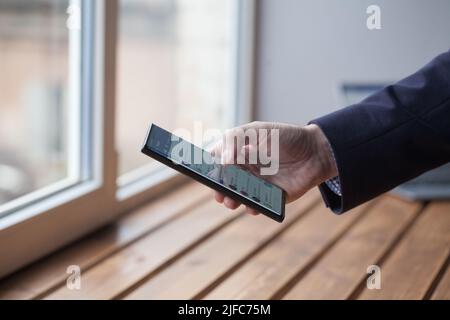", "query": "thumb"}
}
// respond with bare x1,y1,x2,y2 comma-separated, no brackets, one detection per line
240,144,258,165
206,140,234,165
239,144,261,177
